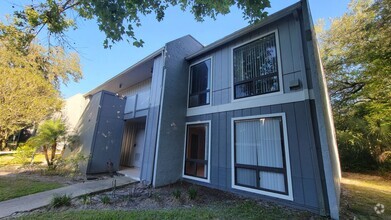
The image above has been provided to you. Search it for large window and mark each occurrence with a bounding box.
[233,32,280,99]
[183,123,210,181]
[189,59,211,108]
[233,115,290,197]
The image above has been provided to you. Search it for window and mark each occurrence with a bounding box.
[233,116,290,196]
[189,59,211,108]
[184,123,210,180]
[233,32,280,99]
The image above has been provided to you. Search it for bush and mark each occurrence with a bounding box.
[51,194,71,208]
[188,187,197,200]
[81,194,91,205]
[14,144,36,165]
[172,189,181,199]
[100,195,111,204]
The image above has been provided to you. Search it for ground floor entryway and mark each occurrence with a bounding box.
[119,117,146,180]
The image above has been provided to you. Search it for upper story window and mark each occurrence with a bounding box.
[233,32,280,99]
[189,59,211,108]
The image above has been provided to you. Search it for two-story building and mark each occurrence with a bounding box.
[70,1,340,218]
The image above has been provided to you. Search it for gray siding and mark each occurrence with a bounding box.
[189,14,307,107]
[301,1,341,218]
[64,92,101,174]
[185,100,326,214]
[67,91,126,174]
[88,91,126,173]
[140,54,164,184]
[153,36,204,187]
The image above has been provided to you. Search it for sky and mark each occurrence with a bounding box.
[0,0,351,98]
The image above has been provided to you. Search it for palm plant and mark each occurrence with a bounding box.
[28,119,66,168]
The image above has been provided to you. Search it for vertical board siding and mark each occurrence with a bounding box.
[185,100,323,213]
[279,18,294,76]
[119,78,152,97]
[153,36,204,187]
[140,55,164,184]
[85,91,126,174]
[191,15,307,109]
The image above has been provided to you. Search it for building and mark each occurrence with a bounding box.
[69,1,341,218]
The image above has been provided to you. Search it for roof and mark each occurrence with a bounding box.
[186,1,302,60]
[84,47,164,97]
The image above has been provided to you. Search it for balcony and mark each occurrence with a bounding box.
[124,91,150,119]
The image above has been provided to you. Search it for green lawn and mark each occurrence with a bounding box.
[18,201,320,220]
[0,153,46,166]
[340,172,391,219]
[0,176,63,202]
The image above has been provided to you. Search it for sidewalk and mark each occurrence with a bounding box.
[0,176,137,218]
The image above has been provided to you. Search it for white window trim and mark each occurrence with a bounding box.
[230,113,293,201]
[187,56,213,109]
[230,29,283,102]
[182,120,212,183]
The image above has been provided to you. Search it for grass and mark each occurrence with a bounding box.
[0,153,46,166]
[18,201,317,220]
[0,176,63,202]
[341,172,391,219]
[13,172,391,219]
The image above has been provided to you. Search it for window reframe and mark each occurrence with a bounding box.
[231,30,283,101]
[231,113,293,201]
[188,57,212,108]
[182,121,211,183]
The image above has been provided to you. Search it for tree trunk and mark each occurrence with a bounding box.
[43,145,51,167]
[50,141,57,164]
[0,139,4,151]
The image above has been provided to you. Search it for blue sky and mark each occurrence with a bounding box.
[1,0,350,98]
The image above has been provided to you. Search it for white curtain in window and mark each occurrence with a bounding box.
[235,117,285,192]
[260,171,285,192]
[258,118,283,168]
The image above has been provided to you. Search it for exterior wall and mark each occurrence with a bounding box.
[118,78,152,97]
[65,91,102,174]
[87,91,126,174]
[301,1,341,218]
[187,14,308,113]
[140,54,165,184]
[180,4,338,218]
[61,93,89,135]
[152,36,204,187]
[185,101,324,213]
[66,91,126,174]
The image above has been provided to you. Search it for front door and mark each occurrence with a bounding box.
[131,128,145,168]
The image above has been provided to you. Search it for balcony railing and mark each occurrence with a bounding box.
[124,91,150,114]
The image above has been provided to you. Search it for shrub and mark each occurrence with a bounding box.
[81,194,91,205]
[51,194,71,208]
[14,144,36,165]
[188,187,197,200]
[172,189,181,199]
[101,195,111,204]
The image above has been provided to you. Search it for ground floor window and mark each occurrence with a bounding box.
[233,114,291,198]
[183,122,210,181]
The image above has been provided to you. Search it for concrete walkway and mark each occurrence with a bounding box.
[0,176,137,218]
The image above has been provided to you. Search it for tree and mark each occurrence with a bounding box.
[317,0,391,171]
[0,22,82,148]
[27,119,66,168]
[11,0,271,48]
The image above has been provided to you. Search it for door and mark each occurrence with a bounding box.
[131,128,145,168]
